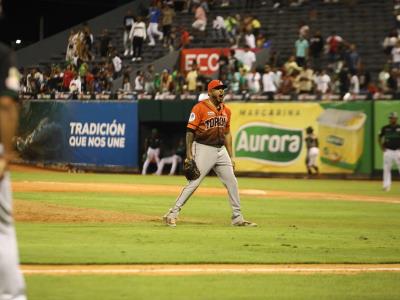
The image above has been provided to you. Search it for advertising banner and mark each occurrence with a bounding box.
[374,101,400,170]
[17,101,139,168]
[180,48,259,75]
[229,102,372,174]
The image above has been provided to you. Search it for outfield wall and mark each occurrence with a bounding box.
[17,100,398,175]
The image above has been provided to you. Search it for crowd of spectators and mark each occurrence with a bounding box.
[17,0,399,101]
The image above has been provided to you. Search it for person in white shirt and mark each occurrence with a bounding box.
[123,10,135,56]
[349,71,360,95]
[134,70,144,92]
[246,68,261,94]
[129,16,147,61]
[212,15,226,40]
[391,41,400,69]
[262,65,277,100]
[69,75,82,93]
[241,46,256,71]
[314,69,331,99]
[112,52,122,78]
[245,31,256,49]
[122,77,132,92]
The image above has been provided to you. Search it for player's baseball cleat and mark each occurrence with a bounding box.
[232,220,258,227]
[163,211,177,227]
[163,216,176,227]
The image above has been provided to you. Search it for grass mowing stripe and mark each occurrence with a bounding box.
[26,273,400,300]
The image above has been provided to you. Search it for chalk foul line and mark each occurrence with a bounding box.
[21,264,400,275]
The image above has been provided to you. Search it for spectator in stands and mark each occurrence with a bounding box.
[284,55,302,76]
[66,29,76,62]
[345,44,361,73]
[228,67,240,94]
[122,76,132,92]
[156,69,173,99]
[228,49,242,72]
[161,3,176,48]
[391,40,400,69]
[296,63,314,94]
[256,33,267,48]
[252,16,261,37]
[338,63,350,99]
[192,3,207,33]
[172,70,185,94]
[383,29,398,56]
[130,16,147,62]
[147,2,164,46]
[246,68,261,94]
[186,64,198,93]
[244,29,256,49]
[62,64,74,92]
[111,50,122,79]
[378,65,390,93]
[309,31,324,68]
[212,15,226,41]
[47,66,63,92]
[241,46,256,71]
[225,15,238,45]
[99,29,111,58]
[262,64,277,100]
[326,31,343,63]
[134,70,144,92]
[294,35,309,67]
[123,10,135,56]
[314,69,331,99]
[69,73,82,94]
[179,26,191,49]
[78,60,89,90]
[348,70,360,98]
[82,24,94,61]
[298,21,310,39]
[280,71,296,97]
[144,64,155,94]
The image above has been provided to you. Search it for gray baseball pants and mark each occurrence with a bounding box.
[0,173,27,300]
[168,142,242,220]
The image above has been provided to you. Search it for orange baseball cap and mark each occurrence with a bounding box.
[207,80,227,92]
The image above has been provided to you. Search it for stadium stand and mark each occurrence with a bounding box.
[16,0,397,101]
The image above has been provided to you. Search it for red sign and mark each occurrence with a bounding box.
[180,48,232,76]
[180,48,260,76]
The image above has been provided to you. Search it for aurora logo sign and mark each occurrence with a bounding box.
[234,122,303,165]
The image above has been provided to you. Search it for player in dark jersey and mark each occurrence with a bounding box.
[0,42,28,300]
[305,126,319,175]
[378,112,400,191]
[142,128,162,175]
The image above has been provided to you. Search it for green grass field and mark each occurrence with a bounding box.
[11,170,400,299]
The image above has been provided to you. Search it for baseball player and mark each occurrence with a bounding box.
[163,80,257,227]
[305,126,319,175]
[141,128,161,175]
[156,139,185,176]
[378,112,400,191]
[0,42,28,300]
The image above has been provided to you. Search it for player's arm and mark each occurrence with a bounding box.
[185,130,195,160]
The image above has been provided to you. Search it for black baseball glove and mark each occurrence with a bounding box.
[183,159,200,181]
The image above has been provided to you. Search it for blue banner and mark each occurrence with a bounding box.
[17,101,139,168]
